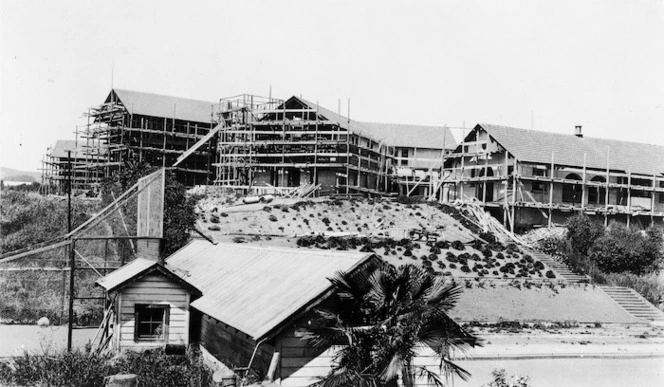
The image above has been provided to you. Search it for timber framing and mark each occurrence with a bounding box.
[441,123,664,231]
[73,89,218,190]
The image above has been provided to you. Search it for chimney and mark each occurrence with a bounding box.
[574,125,583,138]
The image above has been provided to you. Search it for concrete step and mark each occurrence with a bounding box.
[524,249,590,283]
[600,286,664,322]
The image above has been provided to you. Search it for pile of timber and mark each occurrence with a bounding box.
[451,200,529,246]
[286,182,321,198]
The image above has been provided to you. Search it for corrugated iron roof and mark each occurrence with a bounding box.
[109,89,217,124]
[96,258,157,291]
[477,124,664,176]
[292,97,456,150]
[165,240,373,340]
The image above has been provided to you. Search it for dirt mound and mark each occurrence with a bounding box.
[194,196,560,280]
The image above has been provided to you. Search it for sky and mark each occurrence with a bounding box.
[1,0,663,172]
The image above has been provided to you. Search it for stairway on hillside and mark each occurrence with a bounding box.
[600,286,664,322]
[526,250,590,282]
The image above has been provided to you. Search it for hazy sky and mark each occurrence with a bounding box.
[2,0,663,172]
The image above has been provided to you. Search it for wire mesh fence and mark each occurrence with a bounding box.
[0,237,137,327]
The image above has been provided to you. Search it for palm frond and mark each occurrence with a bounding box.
[415,366,446,387]
[313,367,375,387]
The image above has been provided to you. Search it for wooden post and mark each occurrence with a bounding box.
[511,158,517,233]
[651,174,656,227]
[346,98,350,195]
[604,147,610,227]
[313,101,319,194]
[67,239,76,351]
[459,129,465,200]
[627,170,632,228]
[581,153,587,211]
[503,151,509,226]
[482,154,488,205]
[548,151,555,227]
[162,117,167,168]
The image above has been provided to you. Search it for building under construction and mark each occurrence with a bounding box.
[41,140,89,195]
[42,89,219,192]
[441,123,664,231]
[43,89,456,197]
[213,95,455,196]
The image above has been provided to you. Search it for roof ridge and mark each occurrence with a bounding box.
[359,120,448,129]
[113,88,217,105]
[479,123,664,148]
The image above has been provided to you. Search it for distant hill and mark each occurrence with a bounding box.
[0,167,41,182]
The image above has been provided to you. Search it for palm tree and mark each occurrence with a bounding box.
[305,262,480,387]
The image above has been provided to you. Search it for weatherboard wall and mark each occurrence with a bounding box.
[115,273,190,351]
[197,312,274,377]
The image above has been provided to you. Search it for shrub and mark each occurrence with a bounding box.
[268,214,278,222]
[483,368,531,387]
[566,213,604,255]
[589,224,663,275]
[451,240,465,250]
[479,231,497,244]
[545,270,556,279]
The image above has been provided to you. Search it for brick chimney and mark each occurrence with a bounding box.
[574,125,583,138]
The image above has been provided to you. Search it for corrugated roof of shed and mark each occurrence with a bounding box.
[165,240,372,340]
[292,97,456,150]
[96,258,157,291]
[477,124,664,176]
[109,89,217,124]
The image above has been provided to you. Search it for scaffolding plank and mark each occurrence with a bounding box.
[173,123,222,167]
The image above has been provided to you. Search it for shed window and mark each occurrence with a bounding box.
[135,304,169,341]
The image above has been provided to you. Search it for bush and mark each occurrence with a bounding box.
[451,240,465,250]
[0,347,214,387]
[545,270,556,279]
[589,224,662,275]
[566,214,604,255]
[483,368,531,387]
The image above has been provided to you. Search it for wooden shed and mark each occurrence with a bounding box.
[96,241,377,385]
[96,258,201,351]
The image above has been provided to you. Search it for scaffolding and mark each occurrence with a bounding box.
[213,95,392,197]
[441,126,664,231]
[41,140,90,195]
[74,90,218,189]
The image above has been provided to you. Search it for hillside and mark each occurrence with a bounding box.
[0,167,41,183]
[195,191,561,280]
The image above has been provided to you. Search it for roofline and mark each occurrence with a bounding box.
[255,253,381,342]
[96,262,202,297]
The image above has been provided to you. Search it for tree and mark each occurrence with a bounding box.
[100,162,196,257]
[305,262,480,387]
[565,214,604,256]
[589,224,663,275]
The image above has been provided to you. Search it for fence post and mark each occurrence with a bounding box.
[67,238,76,351]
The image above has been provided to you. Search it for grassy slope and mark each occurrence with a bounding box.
[198,197,560,280]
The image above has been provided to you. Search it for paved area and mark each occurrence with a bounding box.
[0,325,97,357]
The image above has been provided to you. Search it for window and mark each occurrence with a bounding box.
[532,181,545,192]
[135,304,169,341]
[400,149,409,166]
[562,173,582,204]
[660,182,664,203]
[533,167,547,177]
